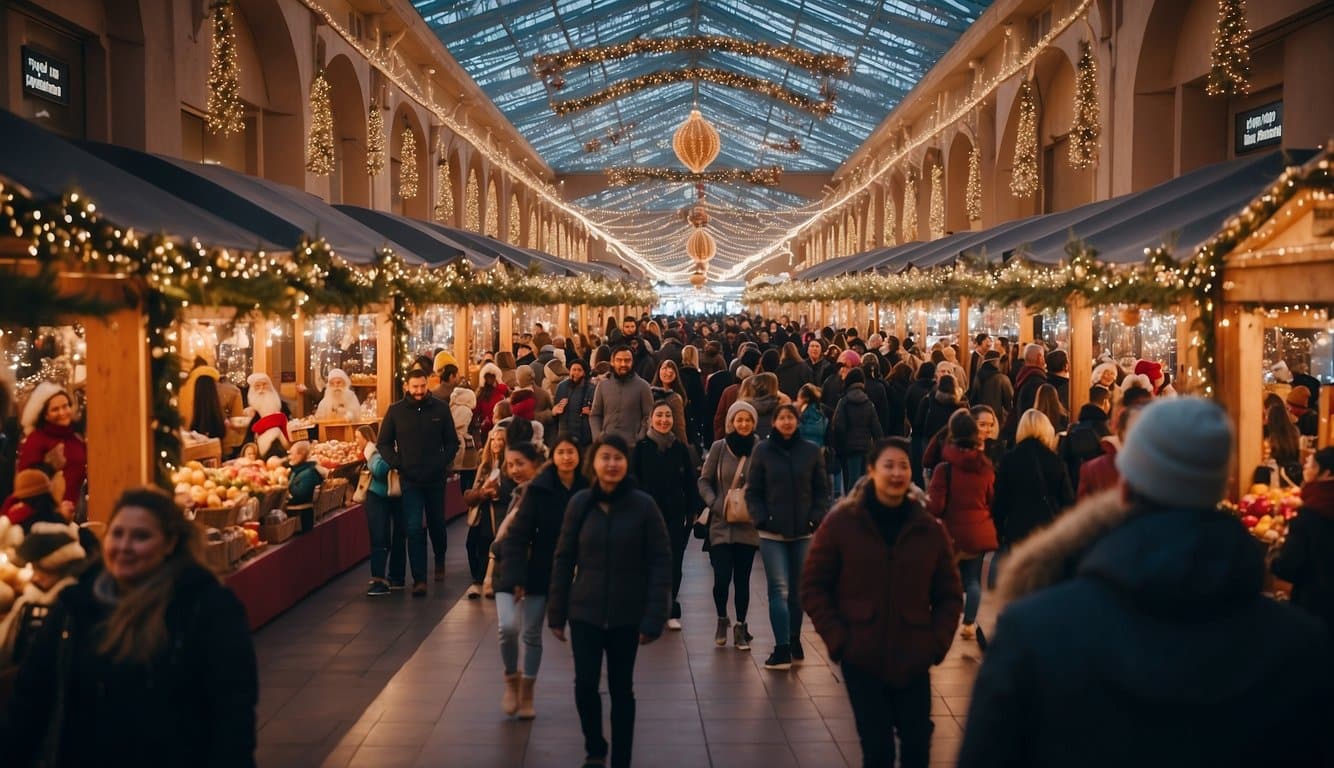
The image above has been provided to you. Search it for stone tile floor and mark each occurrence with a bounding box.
[254,521,994,767]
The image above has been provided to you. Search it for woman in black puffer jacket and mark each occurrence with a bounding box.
[548,434,672,768]
[829,369,884,490]
[745,404,831,671]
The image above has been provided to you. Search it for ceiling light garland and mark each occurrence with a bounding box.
[305,71,334,176]
[966,143,983,222]
[1207,0,1252,97]
[902,173,918,242]
[366,104,386,176]
[1010,79,1040,198]
[1069,40,1101,170]
[433,157,453,222]
[205,0,244,136]
[534,35,850,78]
[606,167,783,187]
[550,68,836,118]
[929,163,945,239]
[720,0,1095,280]
[398,127,419,199]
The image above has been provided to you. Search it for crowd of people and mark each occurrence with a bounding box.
[0,312,1332,767]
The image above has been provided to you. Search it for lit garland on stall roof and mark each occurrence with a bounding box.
[205,0,244,136]
[966,143,983,221]
[606,166,783,187]
[305,71,335,176]
[1010,79,1039,198]
[534,36,850,78]
[365,104,386,176]
[1069,40,1101,170]
[398,127,419,200]
[902,173,919,241]
[1206,0,1252,97]
[929,163,945,240]
[551,68,836,118]
[433,158,453,222]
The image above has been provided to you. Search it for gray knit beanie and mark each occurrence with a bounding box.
[1115,397,1232,509]
[725,400,759,433]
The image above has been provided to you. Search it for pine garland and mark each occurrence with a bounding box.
[398,127,419,199]
[205,0,244,136]
[902,173,919,241]
[966,143,983,222]
[929,163,945,239]
[365,104,386,176]
[433,159,453,222]
[1010,79,1039,198]
[305,71,335,176]
[1069,40,1101,170]
[882,193,897,246]
[1207,0,1252,97]
[465,174,481,232]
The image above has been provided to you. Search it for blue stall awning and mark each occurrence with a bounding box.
[334,206,497,269]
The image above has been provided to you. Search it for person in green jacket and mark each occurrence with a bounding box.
[286,441,325,533]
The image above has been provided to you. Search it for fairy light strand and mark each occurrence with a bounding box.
[1069,40,1101,170]
[1010,79,1039,198]
[398,127,419,199]
[550,68,836,118]
[205,0,244,136]
[535,36,850,78]
[305,71,334,176]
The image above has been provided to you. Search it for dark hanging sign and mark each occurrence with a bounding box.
[21,46,70,105]
[1235,101,1283,154]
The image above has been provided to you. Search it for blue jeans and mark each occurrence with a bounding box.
[841,454,866,492]
[496,592,548,677]
[759,537,811,646]
[365,492,405,583]
[400,481,444,584]
[959,556,984,625]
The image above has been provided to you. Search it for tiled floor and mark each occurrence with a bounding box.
[254,522,993,767]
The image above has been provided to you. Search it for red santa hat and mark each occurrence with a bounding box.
[1133,360,1163,385]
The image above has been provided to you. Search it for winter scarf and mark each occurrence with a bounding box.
[725,432,756,457]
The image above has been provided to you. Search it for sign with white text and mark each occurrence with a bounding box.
[1235,101,1283,154]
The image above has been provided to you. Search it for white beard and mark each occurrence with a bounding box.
[315,387,361,420]
[249,388,282,417]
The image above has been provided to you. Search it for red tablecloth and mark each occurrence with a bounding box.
[228,476,463,630]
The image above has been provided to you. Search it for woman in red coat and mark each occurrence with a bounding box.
[17,382,86,515]
[802,437,962,768]
[926,409,996,640]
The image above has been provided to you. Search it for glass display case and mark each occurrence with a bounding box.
[306,313,378,391]
[408,306,456,360]
[968,303,1021,342]
[1093,305,1179,373]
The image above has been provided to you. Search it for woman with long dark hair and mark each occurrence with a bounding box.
[1034,383,1069,433]
[1256,402,1304,487]
[632,402,703,631]
[651,360,690,446]
[189,374,227,441]
[548,434,671,768]
[9,487,258,766]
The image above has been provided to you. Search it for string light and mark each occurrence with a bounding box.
[484,183,499,238]
[1207,0,1252,97]
[398,127,419,199]
[205,0,244,136]
[1010,79,1039,198]
[509,194,521,243]
[366,103,386,176]
[966,143,983,222]
[527,211,538,248]
[902,173,918,242]
[534,36,850,78]
[465,173,480,232]
[929,163,945,239]
[305,71,334,176]
[1069,40,1101,170]
[433,158,453,222]
[550,68,837,118]
[607,167,783,186]
[883,193,897,247]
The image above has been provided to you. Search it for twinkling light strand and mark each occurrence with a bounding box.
[550,68,836,118]
[433,158,453,222]
[966,143,983,221]
[534,36,850,78]
[929,163,945,239]
[398,127,418,199]
[1207,0,1252,97]
[1069,40,1101,169]
[883,193,897,246]
[1010,79,1039,198]
[902,174,918,242]
[305,71,334,176]
[205,0,244,136]
[366,104,386,176]
[606,167,783,187]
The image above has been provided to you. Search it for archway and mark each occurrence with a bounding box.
[1131,0,1193,191]
[947,132,974,233]
[1035,49,1094,213]
[995,79,1042,223]
[234,0,304,186]
[888,171,906,245]
[391,103,428,219]
[323,54,369,206]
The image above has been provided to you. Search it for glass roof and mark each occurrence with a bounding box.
[412,0,991,276]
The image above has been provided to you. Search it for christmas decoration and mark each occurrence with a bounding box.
[433,159,453,222]
[551,69,836,118]
[1010,79,1039,198]
[1069,40,1101,169]
[689,271,707,288]
[929,163,945,239]
[465,173,480,232]
[606,167,782,187]
[484,183,498,237]
[398,127,418,200]
[673,109,721,173]
[534,36,849,79]
[883,195,897,246]
[508,196,521,243]
[527,211,538,248]
[966,144,983,222]
[1207,0,1252,97]
[686,229,717,263]
[365,104,386,176]
[305,71,335,176]
[205,0,244,136]
[902,173,918,241]
[687,205,710,228]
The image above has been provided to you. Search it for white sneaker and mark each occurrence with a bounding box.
[666,618,682,631]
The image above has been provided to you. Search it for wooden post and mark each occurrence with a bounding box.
[895,303,908,342]
[1068,298,1093,416]
[871,302,881,335]
[85,306,153,524]
[557,304,571,338]
[1227,308,1265,497]
[1018,304,1036,345]
[1175,300,1201,394]
[453,305,470,380]
[915,301,927,343]
[580,304,590,337]
[291,314,307,417]
[375,308,394,414]
[499,304,515,354]
[958,296,972,380]
[251,318,271,377]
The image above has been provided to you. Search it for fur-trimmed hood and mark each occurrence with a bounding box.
[997,489,1130,603]
[21,381,75,435]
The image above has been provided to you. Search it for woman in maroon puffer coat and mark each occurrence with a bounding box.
[17,382,86,515]
[926,409,996,641]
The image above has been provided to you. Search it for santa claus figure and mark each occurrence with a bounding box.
[314,368,361,420]
[246,373,290,459]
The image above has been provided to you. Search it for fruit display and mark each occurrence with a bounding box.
[288,417,316,431]
[309,440,362,469]
[172,457,291,509]
[350,373,377,386]
[1234,483,1302,546]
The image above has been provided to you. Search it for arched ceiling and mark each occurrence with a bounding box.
[412,0,992,278]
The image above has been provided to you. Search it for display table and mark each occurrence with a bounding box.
[227,475,465,630]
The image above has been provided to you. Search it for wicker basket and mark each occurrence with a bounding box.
[256,486,288,517]
[204,540,231,573]
[315,479,349,519]
[194,504,239,529]
[259,515,300,545]
[226,533,250,564]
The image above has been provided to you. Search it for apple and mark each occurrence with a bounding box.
[1240,514,1259,529]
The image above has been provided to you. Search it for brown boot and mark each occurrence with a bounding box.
[517,676,537,720]
[502,672,521,716]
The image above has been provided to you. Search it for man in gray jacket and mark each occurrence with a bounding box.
[590,345,653,444]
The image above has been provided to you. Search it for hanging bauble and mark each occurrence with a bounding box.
[687,205,710,228]
[673,109,721,173]
[689,272,707,288]
[686,229,717,262]
[1119,307,1142,327]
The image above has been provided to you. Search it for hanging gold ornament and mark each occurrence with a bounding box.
[433,158,453,222]
[929,163,945,239]
[687,229,717,262]
[305,71,335,176]
[398,127,419,199]
[1009,79,1039,199]
[673,109,721,173]
[902,173,918,241]
[687,205,710,228]
[966,144,983,222]
[205,0,244,136]
[1069,40,1101,169]
[366,104,386,176]
[689,271,707,288]
[1119,306,1142,327]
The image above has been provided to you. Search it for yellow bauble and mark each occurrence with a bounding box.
[672,109,720,173]
[686,229,716,262]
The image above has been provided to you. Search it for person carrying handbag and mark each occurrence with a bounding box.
[698,401,761,649]
[356,425,406,597]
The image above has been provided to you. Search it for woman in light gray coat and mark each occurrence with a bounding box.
[698,400,761,650]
